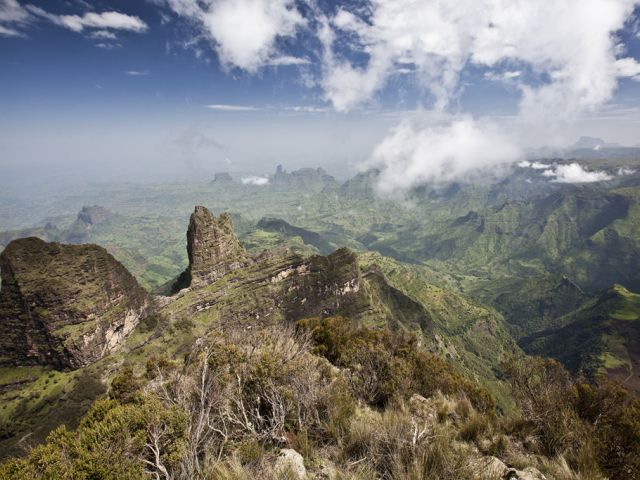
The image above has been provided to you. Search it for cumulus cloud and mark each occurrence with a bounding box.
[321,0,639,118]
[615,57,640,80]
[360,117,520,194]
[320,0,640,192]
[241,175,270,186]
[162,0,305,72]
[542,163,613,183]
[618,167,637,175]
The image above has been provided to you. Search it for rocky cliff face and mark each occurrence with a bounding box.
[0,237,149,369]
[272,165,336,189]
[173,206,248,291]
[76,205,114,226]
[64,205,115,244]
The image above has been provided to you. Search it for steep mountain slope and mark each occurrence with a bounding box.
[0,206,518,456]
[521,284,640,393]
[469,273,590,340]
[0,237,150,369]
[357,253,518,407]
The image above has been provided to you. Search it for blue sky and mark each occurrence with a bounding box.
[1,0,640,190]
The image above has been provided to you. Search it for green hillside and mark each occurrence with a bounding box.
[521,284,640,393]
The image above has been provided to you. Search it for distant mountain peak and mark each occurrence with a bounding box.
[572,136,621,150]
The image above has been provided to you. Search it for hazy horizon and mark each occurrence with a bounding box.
[2,0,640,193]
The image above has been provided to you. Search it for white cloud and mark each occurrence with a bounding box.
[205,104,259,111]
[89,29,118,40]
[361,117,520,194]
[323,0,640,192]
[95,42,122,50]
[532,162,549,170]
[485,70,522,82]
[125,70,150,76]
[615,57,640,81]
[163,0,305,72]
[0,23,20,36]
[0,0,28,23]
[24,5,147,35]
[51,11,148,33]
[518,160,550,170]
[618,167,636,176]
[241,175,270,186]
[542,163,613,183]
[267,55,310,66]
[320,0,638,119]
[0,0,30,36]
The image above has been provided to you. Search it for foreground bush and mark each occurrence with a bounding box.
[297,316,495,413]
[2,319,638,479]
[505,356,640,479]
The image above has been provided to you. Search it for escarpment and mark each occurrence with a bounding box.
[169,206,365,322]
[0,237,149,369]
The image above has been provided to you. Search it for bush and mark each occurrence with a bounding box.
[298,316,495,413]
[505,355,640,479]
[109,366,141,403]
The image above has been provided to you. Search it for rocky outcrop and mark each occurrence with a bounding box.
[471,457,547,480]
[64,206,115,244]
[275,449,306,479]
[272,165,336,189]
[211,172,234,184]
[282,247,364,321]
[77,205,114,226]
[0,237,149,369]
[173,206,248,291]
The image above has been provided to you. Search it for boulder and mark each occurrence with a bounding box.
[275,448,306,479]
[470,456,547,480]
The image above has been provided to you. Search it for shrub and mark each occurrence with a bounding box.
[505,355,640,479]
[298,316,495,413]
[109,365,141,403]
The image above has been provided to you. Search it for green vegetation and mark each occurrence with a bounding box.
[3,323,639,479]
[521,284,640,392]
[2,163,640,477]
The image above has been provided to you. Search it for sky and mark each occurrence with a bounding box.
[1,0,640,192]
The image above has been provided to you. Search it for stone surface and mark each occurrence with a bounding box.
[282,247,364,321]
[470,456,548,480]
[275,448,306,479]
[173,206,248,291]
[0,237,149,369]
